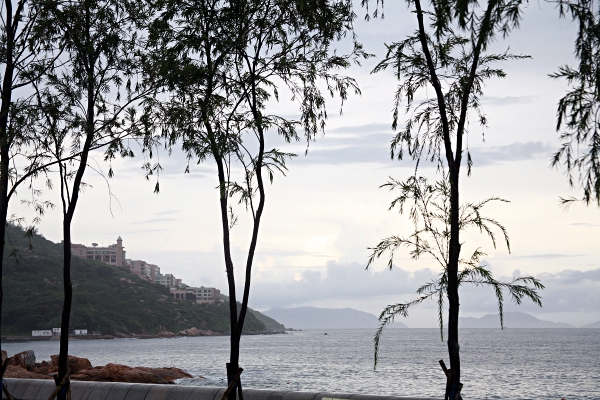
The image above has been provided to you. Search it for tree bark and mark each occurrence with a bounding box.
[446,167,461,392]
[56,5,96,393]
[207,126,239,400]
[0,0,16,371]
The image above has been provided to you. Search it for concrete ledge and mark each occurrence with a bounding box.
[1,379,438,400]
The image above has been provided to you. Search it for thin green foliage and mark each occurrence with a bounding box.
[363,0,536,387]
[372,32,529,173]
[143,0,368,391]
[551,0,600,206]
[368,176,544,369]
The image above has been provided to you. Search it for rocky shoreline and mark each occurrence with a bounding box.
[2,351,194,384]
[2,328,287,342]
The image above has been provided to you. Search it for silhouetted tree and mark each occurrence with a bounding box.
[551,0,600,206]
[367,177,544,387]
[363,0,543,397]
[145,0,365,396]
[34,0,151,397]
[0,0,61,372]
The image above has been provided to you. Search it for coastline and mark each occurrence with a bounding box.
[1,329,287,343]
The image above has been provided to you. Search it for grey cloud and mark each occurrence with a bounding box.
[248,262,600,316]
[460,268,600,314]
[468,141,553,166]
[481,95,537,105]
[501,253,582,260]
[280,121,553,167]
[120,228,169,234]
[132,217,182,225]
[327,123,391,134]
[536,268,600,284]
[156,209,180,216]
[570,222,599,227]
[249,261,439,309]
[294,132,401,166]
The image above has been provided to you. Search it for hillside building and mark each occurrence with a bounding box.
[71,236,126,268]
[32,330,52,337]
[195,286,221,303]
[156,273,177,287]
[71,235,218,301]
[126,260,160,282]
[169,286,221,303]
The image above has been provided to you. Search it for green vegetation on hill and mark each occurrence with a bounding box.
[251,309,286,331]
[1,225,273,336]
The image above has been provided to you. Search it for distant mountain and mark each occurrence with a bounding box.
[262,307,408,329]
[459,312,574,328]
[580,320,600,328]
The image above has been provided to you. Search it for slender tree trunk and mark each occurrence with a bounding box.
[56,213,73,400]
[447,168,461,395]
[0,147,9,368]
[56,15,95,393]
[0,0,16,370]
[207,127,239,400]
[412,0,463,392]
[237,106,266,333]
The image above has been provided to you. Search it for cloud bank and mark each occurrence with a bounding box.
[248,262,600,319]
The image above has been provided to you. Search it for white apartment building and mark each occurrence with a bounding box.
[195,286,221,303]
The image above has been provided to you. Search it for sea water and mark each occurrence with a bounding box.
[3,329,599,399]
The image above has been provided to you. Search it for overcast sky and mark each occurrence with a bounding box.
[11,0,599,327]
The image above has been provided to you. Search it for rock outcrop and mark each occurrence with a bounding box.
[4,365,51,380]
[177,327,219,336]
[48,355,93,374]
[70,363,192,384]
[4,352,192,384]
[9,350,36,370]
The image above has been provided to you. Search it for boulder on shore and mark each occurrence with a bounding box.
[47,354,93,374]
[9,350,36,370]
[4,365,51,380]
[71,363,192,384]
[177,327,219,336]
[4,352,192,384]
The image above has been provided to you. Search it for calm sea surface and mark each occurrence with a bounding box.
[3,329,599,400]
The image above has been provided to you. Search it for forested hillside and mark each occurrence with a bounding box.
[1,224,278,335]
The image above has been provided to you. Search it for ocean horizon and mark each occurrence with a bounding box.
[3,328,598,399]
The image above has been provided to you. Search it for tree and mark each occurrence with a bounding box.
[33,0,150,397]
[0,0,61,374]
[551,0,600,206]
[367,177,544,389]
[145,0,365,397]
[363,0,543,397]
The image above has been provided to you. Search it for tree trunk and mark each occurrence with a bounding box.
[0,0,16,370]
[0,147,9,370]
[209,132,239,400]
[446,167,461,398]
[56,13,96,392]
[56,218,73,400]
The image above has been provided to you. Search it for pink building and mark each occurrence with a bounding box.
[128,260,153,282]
[71,236,126,268]
[71,236,222,301]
